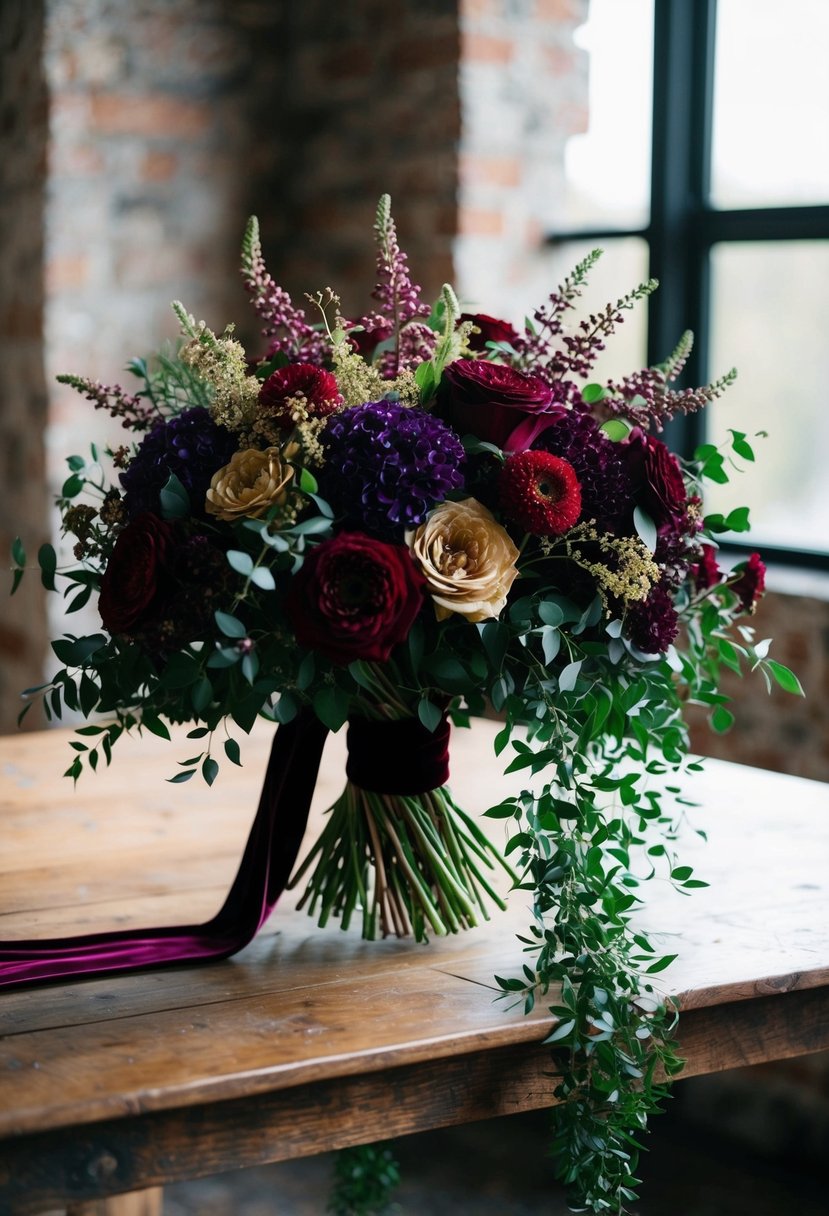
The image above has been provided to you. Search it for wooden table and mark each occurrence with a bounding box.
[0,721,827,1216]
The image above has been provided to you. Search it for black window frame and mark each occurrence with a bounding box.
[546,0,829,572]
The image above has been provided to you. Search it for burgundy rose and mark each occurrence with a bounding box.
[438,358,557,450]
[258,363,342,426]
[626,431,687,526]
[731,552,766,613]
[349,320,393,359]
[692,544,722,590]
[459,313,521,354]
[98,513,177,636]
[286,532,425,665]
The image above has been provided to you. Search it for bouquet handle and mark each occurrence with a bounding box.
[0,713,329,990]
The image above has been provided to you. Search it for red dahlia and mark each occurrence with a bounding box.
[499,451,582,536]
[258,363,342,425]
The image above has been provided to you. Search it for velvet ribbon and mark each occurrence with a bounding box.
[346,714,450,795]
[0,712,329,990]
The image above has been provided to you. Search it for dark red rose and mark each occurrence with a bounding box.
[692,544,722,590]
[459,313,521,354]
[349,319,393,359]
[731,552,766,613]
[438,358,556,450]
[258,363,342,425]
[98,513,177,636]
[626,431,687,526]
[286,532,425,665]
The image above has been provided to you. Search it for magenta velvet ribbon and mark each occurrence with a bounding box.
[346,714,450,794]
[0,712,329,990]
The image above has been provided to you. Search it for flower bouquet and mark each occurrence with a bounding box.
[6,194,801,1210]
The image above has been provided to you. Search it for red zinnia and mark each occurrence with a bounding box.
[258,363,342,426]
[499,451,582,536]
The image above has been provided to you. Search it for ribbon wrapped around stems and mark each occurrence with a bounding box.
[290,712,516,941]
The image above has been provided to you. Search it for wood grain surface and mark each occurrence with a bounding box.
[0,721,826,1213]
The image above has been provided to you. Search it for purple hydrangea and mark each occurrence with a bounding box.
[120,407,238,519]
[321,400,465,535]
[535,411,632,533]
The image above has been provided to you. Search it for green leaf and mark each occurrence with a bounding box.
[582,383,607,404]
[633,506,657,553]
[191,676,213,714]
[417,697,443,733]
[298,466,319,494]
[214,610,247,639]
[313,686,350,732]
[600,417,633,441]
[141,713,171,741]
[227,549,254,577]
[67,454,86,472]
[61,473,84,499]
[710,704,734,733]
[724,506,750,533]
[241,651,259,684]
[167,769,195,784]
[645,954,678,974]
[38,543,57,591]
[558,660,583,693]
[159,472,191,520]
[224,738,242,767]
[202,756,219,786]
[729,429,755,461]
[250,565,276,591]
[11,537,26,567]
[765,659,805,696]
[543,1019,576,1043]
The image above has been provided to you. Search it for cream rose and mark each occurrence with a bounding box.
[406,497,519,622]
[205,447,294,522]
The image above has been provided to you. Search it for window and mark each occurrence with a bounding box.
[549,0,829,569]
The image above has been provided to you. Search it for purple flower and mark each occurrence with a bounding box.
[120,407,238,519]
[535,411,632,533]
[321,400,465,536]
[626,583,679,654]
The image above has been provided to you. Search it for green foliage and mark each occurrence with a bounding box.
[328,1143,400,1216]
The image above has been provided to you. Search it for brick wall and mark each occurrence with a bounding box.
[245,0,461,322]
[455,0,589,318]
[0,1,51,730]
[687,578,829,783]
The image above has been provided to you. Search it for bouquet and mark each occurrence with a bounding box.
[7,195,801,1211]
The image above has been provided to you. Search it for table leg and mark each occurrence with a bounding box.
[65,1189,163,1216]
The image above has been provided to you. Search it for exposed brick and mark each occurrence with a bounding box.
[139,149,178,181]
[46,252,90,290]
[458,206,504,236]
[461,151,522,188]
[461,32,515,63]
[89,92,211,138]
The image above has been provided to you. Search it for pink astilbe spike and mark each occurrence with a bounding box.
[355,195,435,376]
[56,374,157,431]
[241,217,327,365]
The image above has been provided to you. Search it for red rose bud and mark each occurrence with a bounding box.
[731,552,766,613]
[692,544,721,590]
[499,450,582,536]
[98,513,178,636]
[439,358,556,450]
[258,363,342,425]
[458,313,521,354]
[286,532,425,665]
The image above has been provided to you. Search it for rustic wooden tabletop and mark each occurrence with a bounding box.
[0,720,826,1216]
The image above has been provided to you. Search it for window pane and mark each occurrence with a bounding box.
[711,0,829,208]
[540,237,649,381]
[706,242,829,552]
[556,0,653,231]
